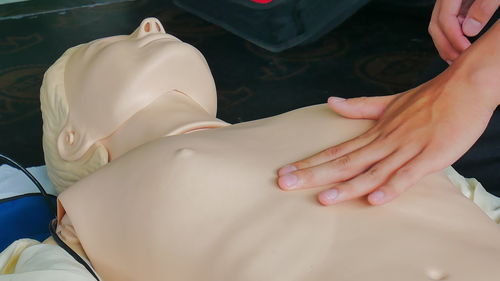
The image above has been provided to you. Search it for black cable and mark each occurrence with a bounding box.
[49,219,100,281]
[0,154,57,217]
[0,154,99,279]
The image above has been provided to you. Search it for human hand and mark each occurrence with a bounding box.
[428,0,499,63]
[277,69,497,206]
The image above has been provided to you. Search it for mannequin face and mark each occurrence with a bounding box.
[57,18,217,162]
[65,20,183,108]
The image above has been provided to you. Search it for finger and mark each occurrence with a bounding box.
[428,23,461,62]
[462,0,500,37]
[429,2,461,61]
[366,150,439,205]
[327,94,399,120]
[439,0,472,52]
[278,140,392,190]
[278,133,376,176]
[317,145,421,205]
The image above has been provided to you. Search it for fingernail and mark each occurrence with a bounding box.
[328,96,345,104]
[319,189,338,204]
[462,18,482,37]
[279,174,298,189]
[368,191,385,204]
[445,60,452,65]
[279,165,297,176]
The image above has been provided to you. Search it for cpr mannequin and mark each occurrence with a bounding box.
[37,18,500,281]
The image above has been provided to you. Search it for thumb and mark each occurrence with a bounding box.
[327,95,398,120]
[462,0,499,37]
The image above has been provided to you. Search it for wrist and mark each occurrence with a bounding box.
[449,21,500,107]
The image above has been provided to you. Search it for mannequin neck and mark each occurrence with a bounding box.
[101,91,228,160]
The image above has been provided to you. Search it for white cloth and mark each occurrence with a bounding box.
[0,239,95,281]
[445,166,500,223]
[0,166,92,280]
[0,165,56,199]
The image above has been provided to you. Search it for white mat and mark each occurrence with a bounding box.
[0,165,56,200]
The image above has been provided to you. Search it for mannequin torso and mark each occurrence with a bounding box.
[57,104,500,281]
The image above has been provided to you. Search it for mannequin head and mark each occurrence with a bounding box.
[41,18,218,192]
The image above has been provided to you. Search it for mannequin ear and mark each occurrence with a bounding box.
[50,133,109,193]
[57,124,109,162]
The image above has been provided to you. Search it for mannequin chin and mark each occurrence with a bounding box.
[38,18,500,281]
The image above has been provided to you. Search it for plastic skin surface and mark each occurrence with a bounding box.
[43,18,500,281]
[59,20,218,162]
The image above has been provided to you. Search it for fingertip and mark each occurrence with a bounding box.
[278,164,297,176]
[440,48,460,63]
[327,96,346,104]
[318,189,338,206]
[367,190,386,205]
[317,196,331,206]
[327,97,347,112]
[278,173,299,190]
[462,17,482,37]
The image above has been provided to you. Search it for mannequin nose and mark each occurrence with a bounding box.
[136,18,165,37]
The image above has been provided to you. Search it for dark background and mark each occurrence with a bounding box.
[0,0,498,195]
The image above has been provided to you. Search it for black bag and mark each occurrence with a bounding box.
[174,0,370,52]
